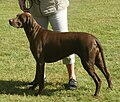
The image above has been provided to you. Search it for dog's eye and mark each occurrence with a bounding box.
[18,16,24,22]
[17,22,21,26]
[18,16,22,20]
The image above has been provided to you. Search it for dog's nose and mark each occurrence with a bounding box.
[9,19,12,25]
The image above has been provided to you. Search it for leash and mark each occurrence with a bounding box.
[25,0,44,16]
[25,0,40,9]
[24,0,33,9]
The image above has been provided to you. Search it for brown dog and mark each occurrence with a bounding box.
[9,12,112,96]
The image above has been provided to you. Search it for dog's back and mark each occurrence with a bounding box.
[40,30,98,62]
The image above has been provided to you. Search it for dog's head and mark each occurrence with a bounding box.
[9,12,34,28]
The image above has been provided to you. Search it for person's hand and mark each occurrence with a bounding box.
[18,0,29,12]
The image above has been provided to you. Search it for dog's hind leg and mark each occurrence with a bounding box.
[81,60,102,97]
[95,53,112,89]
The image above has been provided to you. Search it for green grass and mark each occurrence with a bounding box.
[0,0,120,101]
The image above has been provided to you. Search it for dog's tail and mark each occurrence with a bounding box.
[95,37,113,89]
[96,38,107,68]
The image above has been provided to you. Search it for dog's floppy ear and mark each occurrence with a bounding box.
[25,12,32,24]
[20,13,28,23]
[20,13,37,29]
[23,12,35,30]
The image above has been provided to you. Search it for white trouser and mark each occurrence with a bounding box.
[33,9,75,64]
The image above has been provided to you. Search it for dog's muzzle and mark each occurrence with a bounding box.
[9,19,13,26]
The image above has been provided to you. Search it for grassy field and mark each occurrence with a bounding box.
[0,0,120,101]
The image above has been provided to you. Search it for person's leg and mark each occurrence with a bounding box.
[33,16,49,29]
[49,9,77,89]
[65,55,76,80]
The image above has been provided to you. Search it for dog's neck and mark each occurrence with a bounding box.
[24,19,42,43]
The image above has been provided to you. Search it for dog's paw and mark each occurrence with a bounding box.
[106,86,113,91]
[34,92,39,96]
[93,95,99,98]
[34,91,41,96]
[27,82,38,90]
[28,86,36,90]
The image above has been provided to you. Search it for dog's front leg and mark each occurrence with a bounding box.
[35,62,45,96]
[28,63,40,90]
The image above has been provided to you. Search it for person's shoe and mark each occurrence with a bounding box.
[68,79,77,90]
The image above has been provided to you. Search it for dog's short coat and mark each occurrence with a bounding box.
[9,12,112,96]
